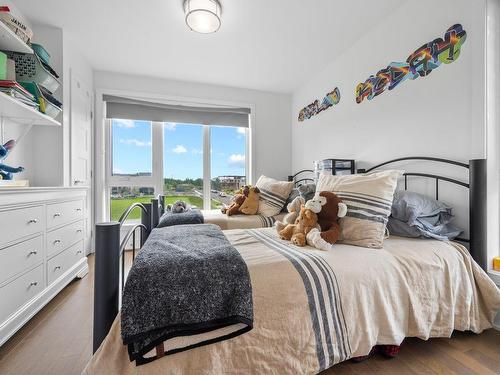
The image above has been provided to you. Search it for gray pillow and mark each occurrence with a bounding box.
[388,191,462,240]
[282,183,316,212]
[391,190,453,225]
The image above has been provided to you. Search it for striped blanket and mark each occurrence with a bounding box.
[84,228,500,375]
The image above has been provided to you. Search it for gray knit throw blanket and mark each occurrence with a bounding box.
[121,224,253,365]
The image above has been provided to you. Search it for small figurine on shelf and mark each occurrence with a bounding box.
[0,139,24,180]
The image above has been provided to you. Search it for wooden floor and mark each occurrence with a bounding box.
[0,254,499,375]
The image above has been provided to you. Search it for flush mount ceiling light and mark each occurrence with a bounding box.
[184,0,222,34]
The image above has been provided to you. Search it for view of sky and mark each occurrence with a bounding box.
[112,120,246,179]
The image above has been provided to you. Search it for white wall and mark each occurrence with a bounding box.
[93,71,291,222]
[291,0,493,264]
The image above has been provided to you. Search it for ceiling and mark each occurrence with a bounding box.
[14,0,404,94]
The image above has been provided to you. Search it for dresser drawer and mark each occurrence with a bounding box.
[0,236,44,284]
[46,200,84,229]
[47,241,84,285]
[0,264,44,323]
[46,220,84,257]
[0,205,44,246]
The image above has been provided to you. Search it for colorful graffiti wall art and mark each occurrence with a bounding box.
[298,87,340,122]
[355,24,467,104]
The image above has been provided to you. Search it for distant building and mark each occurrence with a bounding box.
[218,175,246,191]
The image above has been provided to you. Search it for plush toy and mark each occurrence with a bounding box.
[0,140,24,180]
[306,191,347,251]
[275,195,305,233]
[166,200,189,213]
[279,205,319,246]
[221,185,260,216]
[298,183,316,202]
[238,186,260,215]
[221,186,248,215]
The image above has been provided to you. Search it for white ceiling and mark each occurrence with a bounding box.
[14,0,404,93]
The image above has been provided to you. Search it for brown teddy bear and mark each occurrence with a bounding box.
[275,196,305,233]
[306,191,347,250]
[221,185,260,216]
[221,187,247,215]
[238,186,260,215]
[278,205,319,246]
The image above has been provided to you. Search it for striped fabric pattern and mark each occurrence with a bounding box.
[255,175,294,217]
[316,170,401,248]
[247,229,352,370]
[258,215,276,227]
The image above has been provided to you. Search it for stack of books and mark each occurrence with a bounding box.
[0,80,39,109]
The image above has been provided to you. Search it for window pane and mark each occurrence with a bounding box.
[112,119,152,176]
[163,123,204,209]
[110,186,154,222]
[210,126,246,209]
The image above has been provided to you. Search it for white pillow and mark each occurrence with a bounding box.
[255,175,294,217]
[316,170,402,248]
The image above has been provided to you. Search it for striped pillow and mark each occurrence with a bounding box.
[316,170,402,248]
[255,175,294,217]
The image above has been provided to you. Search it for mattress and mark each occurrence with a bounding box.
[84,228,500,375]
[202,209,285,230]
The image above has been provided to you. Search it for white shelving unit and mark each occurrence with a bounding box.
[0,21,33,54]
[0,22,59,126]
[0,92,60,126]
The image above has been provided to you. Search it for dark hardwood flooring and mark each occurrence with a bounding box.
[0,254,499,375]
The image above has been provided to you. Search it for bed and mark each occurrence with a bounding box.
[202,209,286,230]
[85,157,500,375]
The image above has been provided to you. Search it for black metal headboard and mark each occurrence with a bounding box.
[358,157,487,271]
[288,169,315,187]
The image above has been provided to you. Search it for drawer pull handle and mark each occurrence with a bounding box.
[53,239,61,245]
[27,219,38,224]
[76,208,82,212]
[77,250,83,254]
[76,229,83,233]
[54,266,61,270]
[53,213,62,218]
[28,250,38,255]
[29,281,38,286]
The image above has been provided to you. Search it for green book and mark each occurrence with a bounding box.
[0,51,6,80]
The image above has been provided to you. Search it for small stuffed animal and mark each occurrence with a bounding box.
[238,186,260,215]
[166,200,189,213]
[275,196,305,233]
[279,205,319,246]
[221,186,249,216]
[306,191,347,250]
[298,183,316,202]
[0,140,24,180]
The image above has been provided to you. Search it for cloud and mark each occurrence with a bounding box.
[228,154,245,168]
[191,149,203,155]
[172,144,187,154]
[164,122,177,131]
[113,167,124,174]
[114,119,135,128]
[119,138,152,147]
[236,128,246,135]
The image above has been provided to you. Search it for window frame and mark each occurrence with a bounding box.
[105,119,250,217]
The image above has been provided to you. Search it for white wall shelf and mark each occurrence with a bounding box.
[0,21,33,54]
[0,92,60,126]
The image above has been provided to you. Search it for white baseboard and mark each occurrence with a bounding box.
[0,257,89,347]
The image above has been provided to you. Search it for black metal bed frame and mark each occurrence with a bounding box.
[92,157,487,353]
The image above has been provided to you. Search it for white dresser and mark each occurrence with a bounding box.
[0,187,89,346]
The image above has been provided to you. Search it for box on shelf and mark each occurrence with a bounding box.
[4,50,60,94]
[0,6,33,44]
[313,159,356,181]
[20,81,61,118]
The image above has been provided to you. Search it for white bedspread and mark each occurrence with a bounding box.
[84,229,500,375]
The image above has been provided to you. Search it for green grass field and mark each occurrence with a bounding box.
[110,195,222,220]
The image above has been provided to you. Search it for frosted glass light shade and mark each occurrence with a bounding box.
[184,0,222,34]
